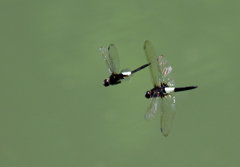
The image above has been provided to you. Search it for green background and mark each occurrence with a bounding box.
[1,0,239,166]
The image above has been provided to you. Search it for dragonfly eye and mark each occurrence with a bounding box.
[145,91,151,99]
[103,79,110,87]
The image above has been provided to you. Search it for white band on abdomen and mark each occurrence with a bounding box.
[164,87,175,93]
[121,71,132,76]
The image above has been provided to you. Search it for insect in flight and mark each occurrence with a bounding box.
[100,44,150,87]
[144,40,198,136]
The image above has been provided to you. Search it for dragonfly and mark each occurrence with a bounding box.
[100,44,150,87]
[144,40,198,136]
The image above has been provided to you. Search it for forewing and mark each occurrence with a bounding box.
[108,44,120,73]
[145,92,162,120]
[144,40,160,86]
[99,44,120,73]
[157,55,175,86]
[160,94,176,136]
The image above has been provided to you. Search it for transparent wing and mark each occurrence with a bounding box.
[160,94,176,136]
[99,44,120,73]
[144,40,160,86]
[145,92,162,120]
[108,44,120,73]
[157,55,175,86]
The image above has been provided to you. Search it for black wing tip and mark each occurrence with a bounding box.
[143,44,146,50]
[108,44,115,50]
[160,128,169,137]
[143,40,150,49]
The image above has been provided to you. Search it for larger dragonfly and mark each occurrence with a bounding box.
[144,40,198,136]
[100,44,150,87]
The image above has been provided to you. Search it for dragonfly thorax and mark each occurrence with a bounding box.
[103,73,124,87]
[145,84,169,99]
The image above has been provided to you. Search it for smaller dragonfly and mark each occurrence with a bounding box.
[100,44,150,87]
[144,40,198,136]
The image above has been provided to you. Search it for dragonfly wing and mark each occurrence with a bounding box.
[108,44,120,73]
[160,94,176,136]
[145,92,162,120]
[157,55,175,86]
[99,44,120,73]
[144,40,160,86]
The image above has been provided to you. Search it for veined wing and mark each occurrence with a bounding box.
[157,55,175,86]
[160,94,176,136]
[144,40,160,86]
[99,44,120,73]
[108,44,120,73]
[145,92,161,120]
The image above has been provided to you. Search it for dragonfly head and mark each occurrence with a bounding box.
[145,91,151,99]
[103,79,110,87]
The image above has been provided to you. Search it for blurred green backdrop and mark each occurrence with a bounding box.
[1,0,240,166]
